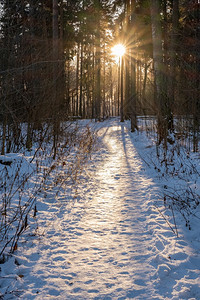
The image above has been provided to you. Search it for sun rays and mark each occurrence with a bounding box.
[112,44,126,58]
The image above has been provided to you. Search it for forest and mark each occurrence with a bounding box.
[0,1,200,299]
[0,0,199,152]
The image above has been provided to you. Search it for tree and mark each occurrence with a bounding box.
[168,0,179,131]
[150,0,168,145]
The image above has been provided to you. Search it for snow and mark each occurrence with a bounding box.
[0,118,200,299]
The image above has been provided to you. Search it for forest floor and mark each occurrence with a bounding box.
[0,118,200,299]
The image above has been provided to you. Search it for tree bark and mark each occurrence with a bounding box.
[130,0,137,131]
[79,42,83,117]
[52,0,59,159]
[169,0,179,131]
[121,56,124,122]
[94,0,101,120]
[76,43,80,116]
[150,0,167,144]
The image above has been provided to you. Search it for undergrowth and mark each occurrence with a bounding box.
[0,121,96,260]
[139,116,200,235]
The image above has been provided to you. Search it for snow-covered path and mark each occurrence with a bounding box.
[59,124,158,299]
[2,120,200,299]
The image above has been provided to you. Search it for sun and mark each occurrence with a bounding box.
[111,44,126,58]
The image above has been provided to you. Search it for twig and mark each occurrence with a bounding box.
[153,204,177,236]
[171,205,179,237]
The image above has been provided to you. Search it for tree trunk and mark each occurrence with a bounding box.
[95,0,101,120]
[79,42,83,117]
[118,57,120,116]
[130,0,137,131]
[124,0,131,119]
[92,40,95,119]
[103,44,106,119]
[95,38,101,120]
[130,56,137,131]
[169,0,179,131]
[52,0,59,159]
[121,56,124,122]
[150,0,167,144]
[193,1,200,151]
[76,43,80,116]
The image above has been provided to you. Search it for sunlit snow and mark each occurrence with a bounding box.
[0,118,200,299]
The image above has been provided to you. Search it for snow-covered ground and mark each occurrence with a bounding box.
[0,118,200,299]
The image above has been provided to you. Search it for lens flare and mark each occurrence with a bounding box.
[111,44,126,58]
